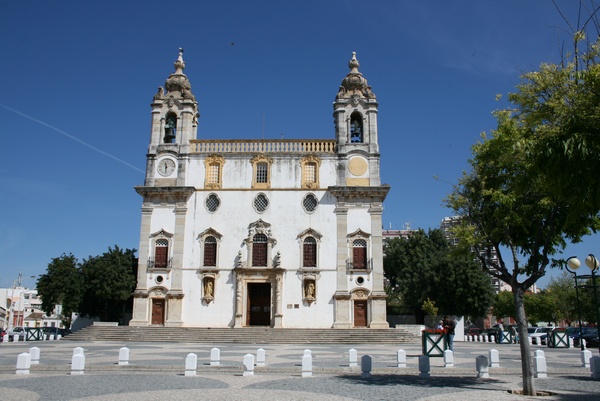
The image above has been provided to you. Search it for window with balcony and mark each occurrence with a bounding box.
[154,238,169,268]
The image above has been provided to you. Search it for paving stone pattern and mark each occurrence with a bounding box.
[1,341,599,400]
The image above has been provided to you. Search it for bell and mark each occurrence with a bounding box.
[164,127,176,143]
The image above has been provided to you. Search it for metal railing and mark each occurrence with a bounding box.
[147,257,173,271]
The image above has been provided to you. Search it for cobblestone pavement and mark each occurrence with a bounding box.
[1,340,599,400]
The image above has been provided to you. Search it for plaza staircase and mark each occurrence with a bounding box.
[63,326,417,344]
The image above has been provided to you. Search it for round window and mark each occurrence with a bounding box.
[205,193,220,212]
[302,193,318,213]
[253,193,269,213]
[156,275,164,284]
[356,276,365,285]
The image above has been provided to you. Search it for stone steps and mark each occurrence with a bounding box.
[63,326,417,344]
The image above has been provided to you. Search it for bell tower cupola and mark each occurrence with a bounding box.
[333,52,381,186]
[148,49,199,153]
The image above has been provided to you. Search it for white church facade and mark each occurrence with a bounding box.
[129,51,390,329]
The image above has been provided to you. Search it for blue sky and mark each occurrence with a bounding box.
[1,0,598,289]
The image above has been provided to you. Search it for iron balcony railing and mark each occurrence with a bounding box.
[147,257,173,271]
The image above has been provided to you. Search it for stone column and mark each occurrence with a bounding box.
[234,273,244,327]
[130,206,153,326]
[165,204,187,327]
[333,204,352,328]
[368,202,388,329]
[273,274,283,328]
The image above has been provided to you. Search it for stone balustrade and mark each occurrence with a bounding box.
[190,139,336,154]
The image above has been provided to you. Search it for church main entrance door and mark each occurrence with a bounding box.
[247,283,271,326]
[354,300,368,327]
[151,299,165,325]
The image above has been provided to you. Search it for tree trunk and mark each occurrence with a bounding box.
[513,287,536,395]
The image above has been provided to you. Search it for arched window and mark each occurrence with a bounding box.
[155,238,169,268]
[303,237,317,267]
[164,113,177,143]
[203,236,217,266]
[350,112,363,143]
[252,233,268,266]
[352,239,367,269]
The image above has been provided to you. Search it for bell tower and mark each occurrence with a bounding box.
[144,49,199,187]
[333,52,381,187]
[130,50,197,327]
[331,53,389,329]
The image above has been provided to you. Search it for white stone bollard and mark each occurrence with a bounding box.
[16,352,31,375]
[582,339,587,349]
[528,337,533,345]
[256,348,266,367]
[349,348,358,368]
[243,354,255,377]
[29,347,40,365]
[119,347,130,366]
[71,353,85,375]
[184,353,197,377]
[303,349,312,357]
[210,348,220,366]
[56,334,62,340]
[534,350,547,379]
[2,334,7,342]
[444,350,454,368]
[535,336,541,346]
[361,355,372,378]
[418,355,430,378]
[302,354,312,378]
[73,347,84,356]
[582,349,592,368]
[590,356,600,379]
[569,337,574,347]
[13,334,20,342]
[49,335,55,341]
[476,355,489,378]
[489,349,499,368]
[397,349,406,368]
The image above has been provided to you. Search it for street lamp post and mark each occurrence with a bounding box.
[566,254,600,355]
[565,256,585,351]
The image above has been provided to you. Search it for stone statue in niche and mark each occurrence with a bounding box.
[304,280,316,304]
[204,279,214,297]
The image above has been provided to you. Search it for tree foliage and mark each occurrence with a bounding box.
[79,246,137,322]
[384,229,494,324]
[36,246,137,326]
[445,28,600,396]
[36,253,82,328]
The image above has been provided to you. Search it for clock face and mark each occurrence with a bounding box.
[157,158,176,176]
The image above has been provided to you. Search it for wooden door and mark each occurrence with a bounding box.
[151,299,165,325]
[247,283,271,326]
[354,300,368,327]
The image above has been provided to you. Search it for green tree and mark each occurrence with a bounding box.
[79,246,137,323]
[509,35,600,224]
[384,229,494,324]
[36,254,82,328]
[446,37,600,394]
[543,272,579,325]
[493,290,515,320]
